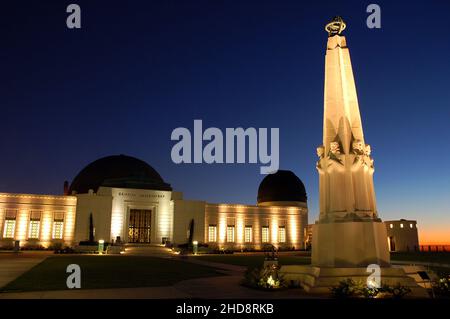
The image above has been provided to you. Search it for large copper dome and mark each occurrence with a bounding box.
[257,170,307,205]
[69,155,172,194]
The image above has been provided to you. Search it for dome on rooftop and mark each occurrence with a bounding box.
[68,155,171,194]
[257,170,307,205]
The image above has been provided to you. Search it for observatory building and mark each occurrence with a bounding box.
[0,155,308,250]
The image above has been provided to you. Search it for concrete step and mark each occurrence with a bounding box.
[122,244,173,256]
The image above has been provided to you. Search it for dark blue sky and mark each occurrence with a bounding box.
[2,0,450,242]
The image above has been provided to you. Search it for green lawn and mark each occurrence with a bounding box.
[1,255,221,292]
[196,255,311,269]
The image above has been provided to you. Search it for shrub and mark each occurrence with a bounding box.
[360,286,380,298]
[381,283,412,299]
[330,279,363,298]
[0,242,14,250]
[434,276,450,297]
[48,242,64,251]
[54,247,75,254]
[242,265,287,290]
[330,279,412,299]
[21,244,46,251]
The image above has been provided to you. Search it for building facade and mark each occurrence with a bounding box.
[306,219,420,252]
[0,155,308,250]
[0,193,76,248]
[385,219,419,252]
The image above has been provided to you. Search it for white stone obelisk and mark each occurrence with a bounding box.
[312,17,390,267]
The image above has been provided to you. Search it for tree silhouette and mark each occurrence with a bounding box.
[188,219,194,245]
[89,213,94,242]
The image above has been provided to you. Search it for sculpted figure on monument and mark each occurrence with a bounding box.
[316,146,325,171]
[316,146,324,158]
[329,141,340,155]
[351,139,365,155]
[328,141,344,165]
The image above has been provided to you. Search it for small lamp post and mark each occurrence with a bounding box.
[192,240,198,255]
[98,239,105,254]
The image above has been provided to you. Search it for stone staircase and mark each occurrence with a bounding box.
[122,244,173,257]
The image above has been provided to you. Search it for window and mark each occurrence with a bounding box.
[208,225,217,242]
[400,223,404,228]
[52,213,64,239]
[244,226,252,243]
[278,226,286,243]
[29,211,41,239]
[3,220,16,238]
[389,224,393,229]
[3,210,17,238]
[226,226,235,242]
[261,226,269,243]
[29,221,40,239]
[410,223,414,229]
[53,222,64,239]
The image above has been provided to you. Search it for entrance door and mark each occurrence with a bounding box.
[128,209,151,243]
[388,236,396,252]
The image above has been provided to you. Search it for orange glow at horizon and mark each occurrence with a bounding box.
[418,228,450,245]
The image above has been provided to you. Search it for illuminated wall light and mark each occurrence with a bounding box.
[271,216,278,246]
[40,211,52,243]
[168,202,175,240]
[110,212,123,240]
[63,208,76,244]
[218,213,227,243]
[236,214,244,244]
[289,214,298,246]
[157,205,173,240]
[16,209,29,241]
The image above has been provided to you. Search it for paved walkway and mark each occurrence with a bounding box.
[0,251,51,289]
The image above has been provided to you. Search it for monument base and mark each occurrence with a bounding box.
[312,220,390,267]
[280,265,430,298]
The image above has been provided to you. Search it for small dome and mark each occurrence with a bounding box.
[257,170,307,205]
[69,155,172,194]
